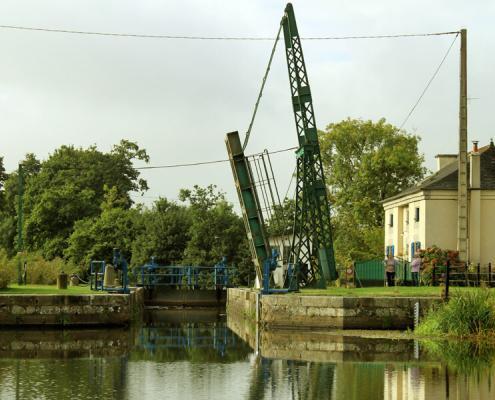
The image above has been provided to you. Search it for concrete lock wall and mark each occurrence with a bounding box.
[0,288,144,326]
[227,288,441,330]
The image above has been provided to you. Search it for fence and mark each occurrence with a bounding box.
[353,258,495,288]
[137,263,237,290]
[430,262,494,287]
[354,258,411,286]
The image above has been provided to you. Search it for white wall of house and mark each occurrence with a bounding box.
[424,191,457,251]
[384,193,426,260]
[384,189,495,265]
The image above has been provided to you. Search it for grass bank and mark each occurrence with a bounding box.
[300,286,473,297]
[0,284,94,295]
[416,288,495,339]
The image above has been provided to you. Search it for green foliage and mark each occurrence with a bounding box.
[420,340,495,375]
[0,153,41,256]
[180,185,250,269]
[21,141,148,259]
[65,187,143,268]
[416,289,495,337]
[131,198,191,266]
[0,249,77,285]
[266,199,295,238]
[0,249,13,288]
[418,246,459,285]
[178,185,254,285]
[319,118,426,263]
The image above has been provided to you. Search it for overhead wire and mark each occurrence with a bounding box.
[134,146,298,170]
[243,23,283,150]
[0,24,459,41]
[398,32,460,130]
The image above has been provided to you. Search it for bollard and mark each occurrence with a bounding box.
[57,272,68,290]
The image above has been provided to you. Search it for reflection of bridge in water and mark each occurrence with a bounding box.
[138,322,238,357]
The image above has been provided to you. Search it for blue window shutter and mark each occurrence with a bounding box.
[391,245,395,256]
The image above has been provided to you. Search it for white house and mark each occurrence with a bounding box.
[382,140,495,265]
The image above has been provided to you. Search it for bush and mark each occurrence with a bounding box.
[417,289,495,337]
[4,252,79,285]
[0,249,13,289]
[419,246,459,285]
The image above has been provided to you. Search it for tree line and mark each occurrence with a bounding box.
[0,118,426,282]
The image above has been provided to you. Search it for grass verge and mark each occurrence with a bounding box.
[300,286,450,297]
[416,288,495,338]
[0,284,94,295]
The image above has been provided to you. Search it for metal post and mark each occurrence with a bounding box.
[444,260,450,301]
[465,262,469,286]
[489,262,492,287]
[457,29,468,262]
[477,262,481,287]
[432,263,436,287]
[16,164,24,285]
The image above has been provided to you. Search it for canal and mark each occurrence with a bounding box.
[0,309,493,399]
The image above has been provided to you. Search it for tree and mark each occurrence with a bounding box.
[319,118,426,264]
[266,199,295,238]
[0,154,41,256]
[65,186,143,268]
[22,140,148,258]
[179,185,253,283]
[0,156,6,193]
[131,197,191,267]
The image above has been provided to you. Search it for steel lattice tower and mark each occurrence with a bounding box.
[282,3,337,286]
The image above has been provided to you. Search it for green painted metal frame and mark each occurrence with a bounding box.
[225,131,270,285]
[282,3,337,286]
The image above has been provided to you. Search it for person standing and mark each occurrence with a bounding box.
[385,255,396,287]
[411,254,421,286]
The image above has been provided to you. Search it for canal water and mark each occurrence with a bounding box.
[0,309,493,400]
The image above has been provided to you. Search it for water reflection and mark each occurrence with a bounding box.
[0,310,494,399]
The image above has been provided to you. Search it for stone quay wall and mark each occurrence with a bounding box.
[0,288,144,326]
[227,288,441,330]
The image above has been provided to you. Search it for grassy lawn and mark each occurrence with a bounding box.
[0,284,94,295]
[300,286,488,297]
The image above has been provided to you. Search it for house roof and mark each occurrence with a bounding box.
[384,141,495,203]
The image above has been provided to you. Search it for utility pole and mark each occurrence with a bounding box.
[457,29,468,262]
[17,163,24,285]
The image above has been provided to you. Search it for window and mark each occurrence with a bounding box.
[389,213,394,227]
[414,207,420,222]
[405,210,409,224]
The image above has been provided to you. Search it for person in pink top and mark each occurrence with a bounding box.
[411,254,421,286]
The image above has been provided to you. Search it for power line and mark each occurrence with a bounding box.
[399,32,459,130]
[135,146,298,170]
[0,24,459,41]
[243,23,282,150]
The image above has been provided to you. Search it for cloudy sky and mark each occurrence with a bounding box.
[1,0,493,207]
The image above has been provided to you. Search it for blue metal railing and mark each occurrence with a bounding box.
[138,257,237,290]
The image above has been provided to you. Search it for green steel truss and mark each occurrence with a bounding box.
[225,131,269,284]
[282,3,337,286]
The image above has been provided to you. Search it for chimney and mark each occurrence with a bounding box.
[470,140,480,189]
[435,154,457,171]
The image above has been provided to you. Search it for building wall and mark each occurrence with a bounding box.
[480,191,495,266]
[384,193,426,260]
[384,189,495,265]
[424,191,457,251]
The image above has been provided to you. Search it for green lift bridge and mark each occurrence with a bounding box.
[226,3,337,292]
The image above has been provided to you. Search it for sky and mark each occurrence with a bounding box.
[0,0,493,207]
